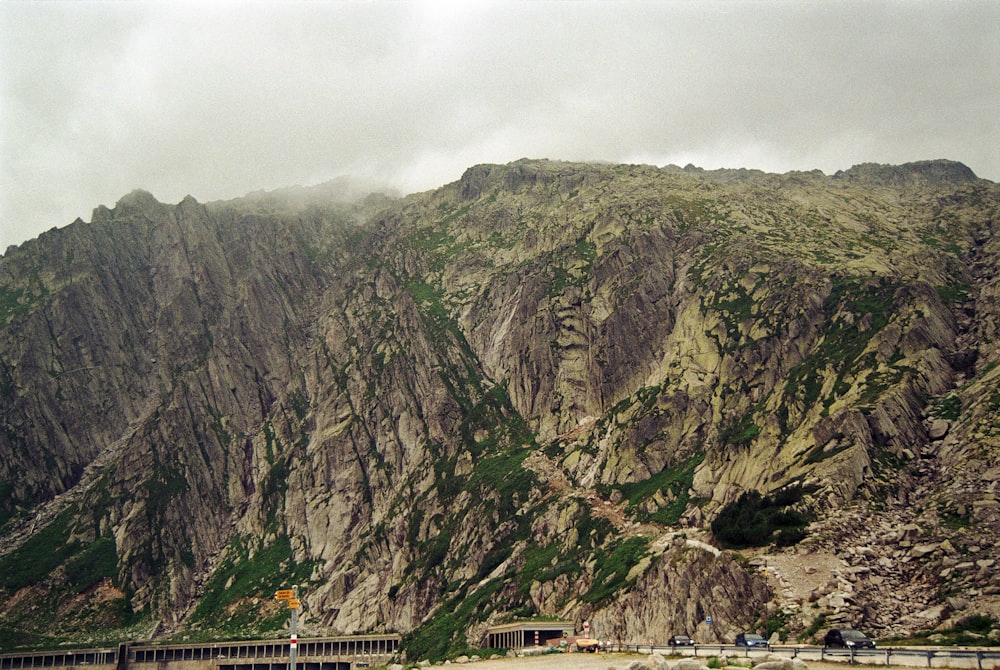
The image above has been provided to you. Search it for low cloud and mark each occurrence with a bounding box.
[2,1,997,248]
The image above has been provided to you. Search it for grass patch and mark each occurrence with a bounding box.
[189,534,317,634]
[785,278,895,412]
[936,283,971,304]
[401,579,504,662]
[547,237,597,297]
[0,283,49,324]
[937,501,972,530]
[614,452,705,524]
[801,612,829,642]
[515,543,581,600]
[0,508,80,591]
[580,536,650,604]
[930,393,961,421]
[719,413,761,447]
[64,536,119,590]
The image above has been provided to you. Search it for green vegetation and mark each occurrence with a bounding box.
[711,486,812,549]
[515,543,581,600]
[405,205,477,271]
[0,627,65,653]
[936,283,971,304]
[0,506,139,649]
[856,362,910,410]
[0,479,17,531]
[0,509,81,591]
[801,612,829,642]
[405,279,485,404]
[719,413,761,448]
[260,457,291,531]
[937,501,972,530]
[761,607,791,641]
[406,280,451,336]
[802,436,852,465]
[189,534,317,636]
[64,536,119,590]
[785,278,896,412]
[612,452,705,524]
[547,237,597,297]
[0,283,49,324]
[707,279,757,343]
[930,393,962,420]
[402,578,504,662]
[666,195,716,230]
[144,462,189,519]
[580,536,650,604]
[988,386,1000,414]
[467,447,535,519]
[461,385,533,454]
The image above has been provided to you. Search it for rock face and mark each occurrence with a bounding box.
[0,160,998,654]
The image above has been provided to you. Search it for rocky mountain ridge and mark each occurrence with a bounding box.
[0,159,997,656]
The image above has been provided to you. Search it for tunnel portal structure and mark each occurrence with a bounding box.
[485,620,575,650]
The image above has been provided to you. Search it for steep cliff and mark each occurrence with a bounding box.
[0,160,997,655]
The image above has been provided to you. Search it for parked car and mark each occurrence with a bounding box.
[824,629,876,649]
[668,635,695,646]
[734,632,769,648]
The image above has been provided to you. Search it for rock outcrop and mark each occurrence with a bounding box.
[0,159,997,654]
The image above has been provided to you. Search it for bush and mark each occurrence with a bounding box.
[711,486,811,549]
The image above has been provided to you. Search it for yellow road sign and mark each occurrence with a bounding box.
[288,598,301,609]
[275,589,294,600]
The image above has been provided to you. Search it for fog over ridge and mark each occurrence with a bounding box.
[2,0,997,249]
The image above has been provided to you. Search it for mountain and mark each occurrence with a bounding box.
[1,159,998,657]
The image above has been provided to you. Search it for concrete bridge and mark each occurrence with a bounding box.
[0,635,400,670]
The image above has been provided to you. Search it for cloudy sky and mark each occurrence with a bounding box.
[2,1,997,249]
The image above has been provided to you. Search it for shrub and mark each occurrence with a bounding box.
[711,486,811,549]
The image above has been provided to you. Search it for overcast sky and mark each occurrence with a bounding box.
[2,1,998,250]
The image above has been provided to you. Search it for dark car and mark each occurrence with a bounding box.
[735,632,768,648]
[668,635,695,646]
[824,629,876,649]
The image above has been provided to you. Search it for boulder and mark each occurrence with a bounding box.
[649,653,671,670]
[751,661,793,670]
[910,543,939,559]
[928,419,950,440]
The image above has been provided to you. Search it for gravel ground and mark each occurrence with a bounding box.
[413,653,927,670]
